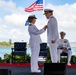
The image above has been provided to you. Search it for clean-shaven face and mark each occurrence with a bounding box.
[32,18,36,24]
[44,12,52,19]
[60,34,65,39]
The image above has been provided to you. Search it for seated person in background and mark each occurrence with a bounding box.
[57,31,72,65]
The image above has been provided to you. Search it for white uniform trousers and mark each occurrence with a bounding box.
[57,49,72,63]
[49,43,58,63]
[30,44,40,71]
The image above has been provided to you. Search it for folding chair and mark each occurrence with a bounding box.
[11,42,27,63]
[39,43,48,56]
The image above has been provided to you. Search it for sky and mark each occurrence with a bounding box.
[0,0,76,43]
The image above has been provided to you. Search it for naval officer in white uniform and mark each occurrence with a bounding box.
[44,9,59,63]
[28,15,47,73]
[57,31,72,65]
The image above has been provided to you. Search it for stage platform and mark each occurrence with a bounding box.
[0,63,76,75]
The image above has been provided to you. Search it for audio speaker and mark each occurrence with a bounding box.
[44,63,66,75]
[0,69,11,75]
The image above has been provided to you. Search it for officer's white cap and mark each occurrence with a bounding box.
[44,9,53,15]
[28,15,37,19]
[60,31,66,35]
[44,9,53,12]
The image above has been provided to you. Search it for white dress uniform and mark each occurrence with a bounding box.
[28,24,45,71]
[47,16,59,63]
[57,39,72,63]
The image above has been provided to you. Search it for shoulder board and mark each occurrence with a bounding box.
[51,16,53,18]
[29,24,32,26]
[49,16,54,19]
[51,16,54,18]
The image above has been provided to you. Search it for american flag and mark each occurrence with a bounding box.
[25,0,43,12]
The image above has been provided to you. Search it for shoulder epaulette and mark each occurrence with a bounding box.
[51,16,54,18]
[29,24,32,26]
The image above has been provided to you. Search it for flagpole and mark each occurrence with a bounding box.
[42,0,45,20]
[42,0,47,43]
[43,0,46,25]
[43,0,45,10]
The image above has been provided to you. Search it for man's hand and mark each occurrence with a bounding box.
[51,40,55,44]
[60,47,67,50]
[43,25,48,30]
[63,47,67,50]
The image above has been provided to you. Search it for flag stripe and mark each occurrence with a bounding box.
[25,0,43,12]
[33,4,43,10]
